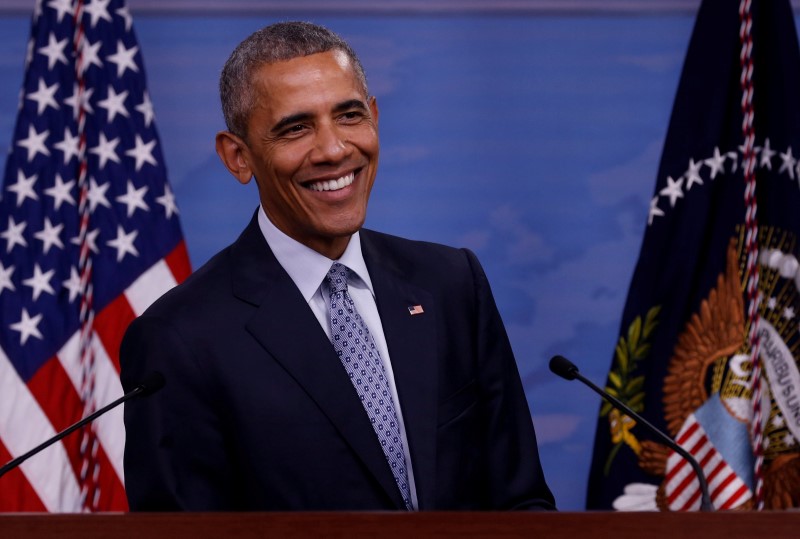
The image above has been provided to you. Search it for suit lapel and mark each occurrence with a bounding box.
[361,231,439,510]
[230,216,406,508]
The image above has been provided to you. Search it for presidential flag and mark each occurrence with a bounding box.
[587,0,800,511]
[0,0,190,511]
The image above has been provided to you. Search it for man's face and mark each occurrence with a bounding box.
[238,50,379,258]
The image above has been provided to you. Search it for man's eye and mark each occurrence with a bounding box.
[282,124,306,136]
[340,111,362,121]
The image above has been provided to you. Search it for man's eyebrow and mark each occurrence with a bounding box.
[270,99,369,134]
[271,112,313,134]
[333,99,368,113]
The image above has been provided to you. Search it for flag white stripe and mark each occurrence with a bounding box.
[53,261,184,492]
[91,337,126,482]
[0,347,81,512]
[125,259,177,315]
[715,474,748,505]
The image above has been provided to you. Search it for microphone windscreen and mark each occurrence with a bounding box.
[549,355,579,381]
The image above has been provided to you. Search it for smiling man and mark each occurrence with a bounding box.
[120,22,555,511]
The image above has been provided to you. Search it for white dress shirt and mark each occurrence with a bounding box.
[256,206,418,508]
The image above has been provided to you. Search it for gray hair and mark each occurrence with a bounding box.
[219,21,368,139]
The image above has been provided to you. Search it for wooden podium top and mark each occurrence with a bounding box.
[0,511,798,539]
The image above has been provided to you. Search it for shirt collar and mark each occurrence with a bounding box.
[257,205,374,302]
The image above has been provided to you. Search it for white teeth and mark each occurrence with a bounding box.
[308,172,355,192]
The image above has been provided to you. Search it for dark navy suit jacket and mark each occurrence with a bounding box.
[120,214,555,510]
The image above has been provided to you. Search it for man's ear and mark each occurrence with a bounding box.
[215,131,253,185]
[368,95,379,127]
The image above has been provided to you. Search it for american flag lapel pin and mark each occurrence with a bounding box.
[408,305,424,315]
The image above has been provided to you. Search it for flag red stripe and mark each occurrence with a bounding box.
[27,356,82,434]
[719,483,749,510]
[94,294,137,375]
[667,465,698,504]
[687,433,709,456]
[699,446,715,468]
[665,421,702,483]
[676,421,700,445]
[26,357,127,511]
[0,438,47,512]
[677,483,702,512]
[166,240,192,283]
[705,459,727,483]
[710,469,738,500]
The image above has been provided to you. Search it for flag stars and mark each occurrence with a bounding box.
[7,170,39,207]
[0,263,16,296]
[10,308,43,345]
[63,83,94,119]
[704,147,727,179]
[759,138,776,170]
[87,177,112,212]
[125,134,158,171]
[78,38,104,74]
[37,32,69,70]
[726,150,740,172]
[107,40,140,78]
[98,85,130,122]
[684,158,704,191]
[44,174,76,209]
[0,217,28,252]
[135,92,155,127]
[116,180,149,217]
[779,147,796,180]
[766,296,778,311]
[26,78,60,115]
[783,306,796,321]
[83,0,113,28]
[62,266,82,303]
[53,127,81,164]
[116,5,133,31]
[22,263,55,301]
[25,38,34,70]
[107,225,139,262]
[46,0,73,23]
[648,196,665,226]
[17,125,50,162]
[156,184,179,218]
[71,227,100,254]
[659,176,684,208]
[740,143,760,162]
[89,132,121,169]
[33,217,64,254]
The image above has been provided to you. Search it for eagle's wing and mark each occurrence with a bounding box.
[662,239,746,436]
[764,453,800,509]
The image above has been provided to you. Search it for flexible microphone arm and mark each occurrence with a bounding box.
[0,371,165,479]
[549,355,713,512]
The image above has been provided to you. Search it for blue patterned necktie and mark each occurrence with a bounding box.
[324,262,413,510]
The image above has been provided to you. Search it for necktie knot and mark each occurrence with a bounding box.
[326,262,349,295]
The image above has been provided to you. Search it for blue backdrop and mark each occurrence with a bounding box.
[2,4,794,510]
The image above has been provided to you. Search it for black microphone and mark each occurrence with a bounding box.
[0,371,165,479]
[549,355,713,512]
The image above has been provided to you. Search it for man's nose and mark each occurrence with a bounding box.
[310,122,351,164]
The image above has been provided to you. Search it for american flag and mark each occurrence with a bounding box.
[0,0,190,512]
